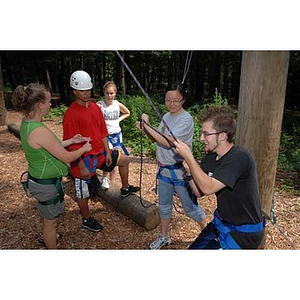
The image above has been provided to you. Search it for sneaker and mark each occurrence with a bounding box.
[82,217,103,232]
[120,185,140,198]
[149,235,171,250]
[37,232,61,245]
[101,177,110,190]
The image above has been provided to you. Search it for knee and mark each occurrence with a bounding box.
[159,204,172,219]
[118,154,129,166]
[185,207,206,224]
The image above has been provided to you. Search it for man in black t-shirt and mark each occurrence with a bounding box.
[174,106,265,249]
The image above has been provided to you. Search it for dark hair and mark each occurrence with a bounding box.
[199,105,236,143]
[12,83,49,116]
[165,82,186,100]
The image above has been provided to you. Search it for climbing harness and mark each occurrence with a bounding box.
[20,171,64,206]
[213,210,265,249]
[20,171,30,197]
[181,51,193,84]
[108,131,129,156]
[156,162,187,193]
[84,155,98,183]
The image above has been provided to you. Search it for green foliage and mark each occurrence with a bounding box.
[202,88,228,108]
[119,95,166,157]
[278,127,300,172]
[277,126,300,191]
[46,104,68,120]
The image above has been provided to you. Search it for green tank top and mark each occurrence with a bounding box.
[20,120,68,179]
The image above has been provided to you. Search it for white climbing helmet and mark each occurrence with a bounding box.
[70,70,93,90]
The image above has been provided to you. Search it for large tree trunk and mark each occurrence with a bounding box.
[0,56,7,126]
[236,51,290,218]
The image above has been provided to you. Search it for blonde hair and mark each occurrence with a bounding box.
[102,81,117,93]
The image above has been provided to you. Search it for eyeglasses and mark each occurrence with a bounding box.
[165,99,183,104]
[201,131,224,137]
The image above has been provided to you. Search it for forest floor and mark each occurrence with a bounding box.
[0,110,299,250]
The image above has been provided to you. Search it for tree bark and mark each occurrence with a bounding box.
[0,57,7,126]
[236,51,290,218]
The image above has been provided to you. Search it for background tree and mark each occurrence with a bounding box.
[236,51,290,218]
[0,56,6,125]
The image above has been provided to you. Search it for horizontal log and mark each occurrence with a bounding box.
[95,179,160,231]
[7,123,20,138]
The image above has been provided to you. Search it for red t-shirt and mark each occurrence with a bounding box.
[63,101,108,177]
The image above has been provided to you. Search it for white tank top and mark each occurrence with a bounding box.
[99,100,121,135]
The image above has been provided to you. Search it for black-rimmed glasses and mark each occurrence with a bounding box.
[165,99,183,104]
[201,131,224,137]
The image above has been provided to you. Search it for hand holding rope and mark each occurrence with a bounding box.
[137,115,176,149]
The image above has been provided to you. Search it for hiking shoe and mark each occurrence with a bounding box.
[101,177,110,190]
[149,235,171,250]
[120,185,140,198]
[82,217,103,232]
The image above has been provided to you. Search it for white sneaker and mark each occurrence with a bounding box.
[149,235,171,250]
[101,177,110,190]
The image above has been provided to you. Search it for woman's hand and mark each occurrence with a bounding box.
[141,113,149,124]
[71,134,91,144]
[81,139,92,153]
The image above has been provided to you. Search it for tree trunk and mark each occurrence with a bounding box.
[45,69,53,93]
[236,51,290,218]
[0,56,7,126]
[95,180,159,231]
[192,51,206,105]
[118,51,126,95]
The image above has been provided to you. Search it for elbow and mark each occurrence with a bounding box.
[200,186,215,196]
[61,157,71,164]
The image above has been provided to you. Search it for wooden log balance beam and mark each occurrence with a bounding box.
[95,179,159,230]
[7,122,160,231]
[7,123,20,137]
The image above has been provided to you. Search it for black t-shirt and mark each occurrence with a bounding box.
[201,145,264,248]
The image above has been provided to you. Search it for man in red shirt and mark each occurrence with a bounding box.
[63,70,139,232]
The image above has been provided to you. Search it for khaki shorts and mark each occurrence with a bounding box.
[28,180,65,220]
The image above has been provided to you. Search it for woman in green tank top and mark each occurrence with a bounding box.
[12,83,92,249]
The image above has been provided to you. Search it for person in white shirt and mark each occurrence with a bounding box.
[97,81,130,190]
